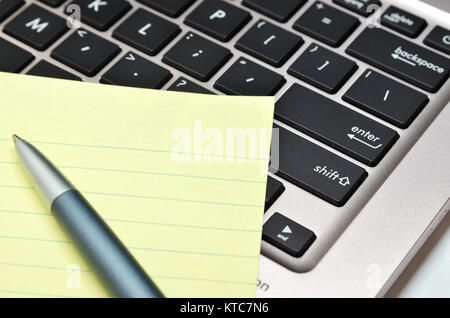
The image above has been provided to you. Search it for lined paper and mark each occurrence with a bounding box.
[0,73,274,297]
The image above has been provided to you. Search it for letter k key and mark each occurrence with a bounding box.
[66,0,131,31]
[88,0,108,12]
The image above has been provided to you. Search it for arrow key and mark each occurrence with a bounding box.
[263,212,316,257]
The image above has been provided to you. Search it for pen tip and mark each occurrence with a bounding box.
[12,134,22,143]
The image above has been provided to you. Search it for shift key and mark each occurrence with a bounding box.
[271,124,367,207]
[275,84,399,167]
[347,27,450,93]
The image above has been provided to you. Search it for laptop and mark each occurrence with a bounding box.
[0,0,448,297]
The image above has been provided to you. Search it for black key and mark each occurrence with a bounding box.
[0,37,34,72]
[162,32,232,82]
[243,0,306,23]
[343,69,429,129]
[113,9,180,57]
[347,27,450,93]
[51,29,121,76]
[424,26,450,56]
[271,124,367,206]
[101,52,172,89]
[39,0,66,7]
[288,43,358,93]
[167,77,214,94]
[265,177,285,212]
[27,60,81,80]
[65,0,131,31]
[0,0,24,23]
[381,6,427,38]
[333,0,380,17]
[4,4,68,51]
[235,19,304,67]
[185,0,251,42]
[276,84,398,166]
[293,1,360,48]
[215,57,286,95]
[137,0,195,18]
[263,213,316,257]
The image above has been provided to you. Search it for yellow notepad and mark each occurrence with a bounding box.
[0,73,274,298]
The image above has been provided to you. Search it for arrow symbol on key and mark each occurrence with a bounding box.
[126,53,136,61]
[77,30,88,38]
[282,225,292,234]
[391,53,416,66]
[347,134,382,149]
[338,177,350,186]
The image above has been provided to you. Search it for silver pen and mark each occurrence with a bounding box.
[13,135,164,298]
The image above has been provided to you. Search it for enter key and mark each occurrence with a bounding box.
[275,84,399,167]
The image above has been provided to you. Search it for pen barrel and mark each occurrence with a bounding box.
[51,189,164,298]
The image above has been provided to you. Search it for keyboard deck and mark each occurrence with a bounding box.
[1,0,449,272]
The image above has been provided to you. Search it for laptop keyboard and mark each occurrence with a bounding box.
[1,0,449,271]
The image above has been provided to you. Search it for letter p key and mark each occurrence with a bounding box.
[209,9,226,20]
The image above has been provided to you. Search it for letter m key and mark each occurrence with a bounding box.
[25,18,49,33]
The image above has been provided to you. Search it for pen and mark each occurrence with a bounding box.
[12,135,164,298]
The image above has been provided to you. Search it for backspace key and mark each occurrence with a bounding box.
[347,27,450,93]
